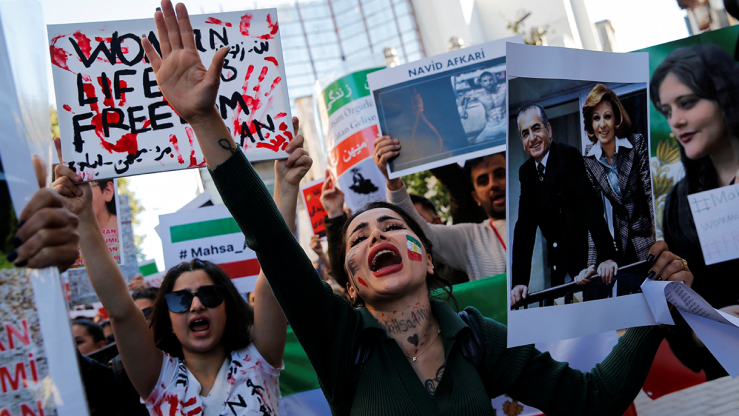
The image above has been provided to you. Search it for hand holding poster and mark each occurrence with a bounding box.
[49,9,291,180]
[368,37,521,179]
[300,178,326,237]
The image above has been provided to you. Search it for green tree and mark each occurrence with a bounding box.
[50,107,147,261]
[507,10,548,46]
[403,171,451,224]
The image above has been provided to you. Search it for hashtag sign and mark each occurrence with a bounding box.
[180,250,188,260]
[690,196,712,214]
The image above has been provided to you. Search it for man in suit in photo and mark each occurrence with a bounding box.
[510,104,617,308]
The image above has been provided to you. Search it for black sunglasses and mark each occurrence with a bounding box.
[164,285,226,313]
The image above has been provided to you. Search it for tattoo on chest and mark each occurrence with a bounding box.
[424,363,445,396]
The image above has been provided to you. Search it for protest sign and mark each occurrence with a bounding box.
[368,37,521,179]
[300,178,326,237]
[316,66,386,212]
[49,9,292,180]
[688,184,739,265]
[506,43,657,346]
[159,204,260,295]
[70,178,124,268]
[0,4,87,413]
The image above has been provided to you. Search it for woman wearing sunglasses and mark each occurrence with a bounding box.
[52,121,311,413]
[135,2,697,415]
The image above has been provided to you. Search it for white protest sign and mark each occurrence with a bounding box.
[688,184,739,265]
[49,9,292,180]
[159,205,259,294]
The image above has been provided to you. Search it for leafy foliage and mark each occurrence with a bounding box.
[403,170,451,224]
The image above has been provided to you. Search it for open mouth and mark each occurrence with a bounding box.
[492,192,505,205]
[529,141,541,151]
[367,243,404,277]
[189,316,211,336]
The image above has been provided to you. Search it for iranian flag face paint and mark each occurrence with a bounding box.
[406,235,423,262]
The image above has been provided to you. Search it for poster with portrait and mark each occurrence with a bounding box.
[69,178,124,268]
[368,36,521,179]
[0,3,87,413]
[49,9,292,180]
[506,43,658,347]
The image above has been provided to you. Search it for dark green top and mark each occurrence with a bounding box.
[210,151,665,416]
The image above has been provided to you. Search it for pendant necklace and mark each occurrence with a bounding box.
[406,329,441,362]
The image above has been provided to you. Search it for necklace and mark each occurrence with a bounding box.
[406,329,441,362]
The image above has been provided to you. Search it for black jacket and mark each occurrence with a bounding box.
[512,142,617,288]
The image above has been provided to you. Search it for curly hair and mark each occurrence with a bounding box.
[148,259,253,359]
[582,84,633,143]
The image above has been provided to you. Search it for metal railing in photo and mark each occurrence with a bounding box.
[512,260,650,310]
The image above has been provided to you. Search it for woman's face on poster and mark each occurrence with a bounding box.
[91,181,114,219]
[591,100,616,145]
[658,72,727,160]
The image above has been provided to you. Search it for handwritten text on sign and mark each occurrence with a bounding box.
[689,184,739,265]
[48,9,291,179]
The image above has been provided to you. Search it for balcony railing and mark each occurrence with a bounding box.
[512,260,651,310]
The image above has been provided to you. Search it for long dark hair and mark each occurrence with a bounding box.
[149,259,253,358]
[649,45,739,193]
[337,201,456,309]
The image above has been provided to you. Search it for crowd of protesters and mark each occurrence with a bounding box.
[7,0,739,415]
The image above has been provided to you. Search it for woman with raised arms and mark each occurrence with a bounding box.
[52,90,312,416]
[138,2,694,415]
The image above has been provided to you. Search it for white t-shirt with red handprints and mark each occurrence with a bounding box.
[145,342,282,415]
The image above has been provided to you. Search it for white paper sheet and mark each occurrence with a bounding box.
[641,279,739,378]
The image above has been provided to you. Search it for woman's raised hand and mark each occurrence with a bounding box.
[51,138,92,217]
[141,0,228,125]
[645,240,693,288]
[275,117,312,189]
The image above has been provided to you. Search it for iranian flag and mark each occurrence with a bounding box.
[406,235,423,261]
[158,205,261,294]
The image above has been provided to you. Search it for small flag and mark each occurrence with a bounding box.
[406,235,423,261]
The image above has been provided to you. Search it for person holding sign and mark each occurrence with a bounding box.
[650,45,739,380]
[51,8,313,406]
[574,85,655,297]
[139,2,696,414]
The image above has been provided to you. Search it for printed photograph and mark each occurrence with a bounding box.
[507,78,655,311]
[452,65,507,145]
[373,56,506,177]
